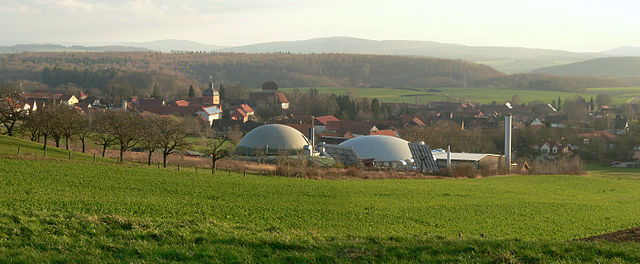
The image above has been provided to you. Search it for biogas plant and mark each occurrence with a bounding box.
[236,116,515,173]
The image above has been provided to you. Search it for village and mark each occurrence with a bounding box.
[4,75,638,176]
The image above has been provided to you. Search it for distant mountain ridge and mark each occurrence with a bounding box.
[218,37,605,73]
[0,44,148,53]
[120,39,228,52]
[601,46,640,57]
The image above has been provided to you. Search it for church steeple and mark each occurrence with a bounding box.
[202,74,219,105]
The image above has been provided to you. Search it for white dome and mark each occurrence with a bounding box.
[239,124,309,154]
[339,135,411,162]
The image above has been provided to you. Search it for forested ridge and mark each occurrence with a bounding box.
[0,52,625,99]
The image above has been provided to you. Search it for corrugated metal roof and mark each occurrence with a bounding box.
[432,152,501,162]
[203,106,222,115]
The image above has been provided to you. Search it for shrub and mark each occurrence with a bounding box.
[451,163,477,178]
[528,157,585,175]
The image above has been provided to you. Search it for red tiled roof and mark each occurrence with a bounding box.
[314,115,340,126]
[175,100,190,107]
[370,129,397,137]
[240,104,254,113]
[275,92,288,103]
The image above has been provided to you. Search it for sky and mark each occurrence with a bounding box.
[1,0,638,52]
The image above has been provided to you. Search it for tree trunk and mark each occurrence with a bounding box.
[65,136,70,150]
[55,137,60,148]
[119,148,124,163]
[43,135,48,151]
[211,157,216,174]
[163,152,168,168]
[102,145,107,157]
[80,138,86,153]
[148,150,154,165]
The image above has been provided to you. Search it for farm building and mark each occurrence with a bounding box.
[339,135,412,168]
[431,150,503,169]
[238,124,310,155]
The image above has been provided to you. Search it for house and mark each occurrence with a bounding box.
[531,141,572,160]
[21,91,78,106]
[326,120,378,137]
[370,129,397,137]
[198,105,223,126]
[577,131,619,150]
[403,116,426,127]
[60,94,79,106]
[136,98,165,106]
[229,104,255,123]
[605,115,629,135]
[313,115,340,133]
[248,81,289,110]
[175,100,190,107]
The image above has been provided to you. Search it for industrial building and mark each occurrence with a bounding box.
[339,135,413,168]
[238,124,310,155]
[431,150,503,169]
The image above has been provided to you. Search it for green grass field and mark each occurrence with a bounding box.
[2,135,640,262]
[279,86,640,106]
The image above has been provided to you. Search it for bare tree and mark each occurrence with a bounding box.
[204,135,233,174]
[0,85,26,136]
[140,117,164,165]
[75,112,91,153]
[92,110,118,158]
[157,117,189,168]
[102,110,143,163]
[26,105,56,151]
[21,112,41,142]
[57,106,83,150]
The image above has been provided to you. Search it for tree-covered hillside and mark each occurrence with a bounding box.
[0,52,626,99]
[533,57,640,85]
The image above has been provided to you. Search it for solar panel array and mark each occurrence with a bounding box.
[322,143,361,166]
[408,143,439,173]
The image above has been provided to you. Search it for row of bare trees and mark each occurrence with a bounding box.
[21,106,191,166]
[3,85,234,170]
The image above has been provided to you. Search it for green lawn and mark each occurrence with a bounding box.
[2,135,640,262]
[279,86,640,106]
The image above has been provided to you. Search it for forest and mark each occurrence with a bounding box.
[0,52,626,101]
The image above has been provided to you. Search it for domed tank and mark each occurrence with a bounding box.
[339,135,411,164]
[238,124,309,155]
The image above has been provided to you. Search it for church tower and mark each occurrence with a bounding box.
[202,75,220,105]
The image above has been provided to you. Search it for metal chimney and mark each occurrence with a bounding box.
[504,114,512,172]
[447,145,452,169]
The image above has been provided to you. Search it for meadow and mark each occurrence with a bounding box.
[279,86,640,106]
[1,135,640,262]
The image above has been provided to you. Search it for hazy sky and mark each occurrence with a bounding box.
[1,0,638,51]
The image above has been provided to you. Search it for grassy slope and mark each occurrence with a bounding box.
[280,86,640,106]
[1,135,640,262]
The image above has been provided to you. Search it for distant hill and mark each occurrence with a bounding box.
[1,37,609,73]
[601,46,640,57]
[532,57,640,77]
[0,44,148,53]
[120,39,227,52]
[219,37,605,73]
[532,57,640,86]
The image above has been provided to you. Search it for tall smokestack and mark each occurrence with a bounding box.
[447,145,451,169]
[505,114,512,172]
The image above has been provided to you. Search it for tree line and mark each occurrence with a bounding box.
[0,52,626,101]
[1,85,233,168]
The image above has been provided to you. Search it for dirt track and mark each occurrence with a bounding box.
[580,227,640,242]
